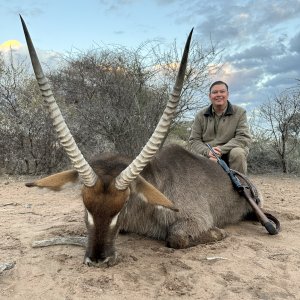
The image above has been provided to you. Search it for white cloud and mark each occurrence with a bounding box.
[1,41,63,72]
[0,39,22,52]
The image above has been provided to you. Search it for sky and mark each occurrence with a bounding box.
[1,0,300,113]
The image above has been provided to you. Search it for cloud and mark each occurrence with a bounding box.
[227,45,284,62]
[2,0,298,114]
[0,39,22,52]
[266,53,300,74]
[186,1,300,43]
[1,41,62,73]
[171,0,300,111]
[99,0,137,13]
[114,30,125,35]
[1,0,44,17]
[290,31,300,53]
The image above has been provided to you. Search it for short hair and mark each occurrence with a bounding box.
[209,81,229,93]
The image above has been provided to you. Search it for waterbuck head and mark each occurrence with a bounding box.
[21,15,192,267]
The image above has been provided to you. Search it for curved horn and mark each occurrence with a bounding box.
[20,15,98,187]
[115,29,193,190]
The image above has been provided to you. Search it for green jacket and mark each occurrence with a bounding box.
[189,101,252,156]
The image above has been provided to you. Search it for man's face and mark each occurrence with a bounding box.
[209,84,229,108]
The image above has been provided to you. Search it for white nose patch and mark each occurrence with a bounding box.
[87,210,94,226]
[109,213,120,229]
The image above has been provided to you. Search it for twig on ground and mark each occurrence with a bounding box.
[0,262,16,273]
[0,202,19,207]
[32,236,87,248]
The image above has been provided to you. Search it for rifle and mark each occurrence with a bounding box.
[206,144,280,235]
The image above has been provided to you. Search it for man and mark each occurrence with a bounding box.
[189,81,252,174]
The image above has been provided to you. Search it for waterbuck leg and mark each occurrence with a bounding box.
[195,227,228,244]
[166,219,227,249]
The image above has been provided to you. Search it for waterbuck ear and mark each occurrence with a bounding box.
[133,176,179,212]
[25,170,79,191]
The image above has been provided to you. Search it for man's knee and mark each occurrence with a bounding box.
[229,147,248,159]
[228,147,248,174]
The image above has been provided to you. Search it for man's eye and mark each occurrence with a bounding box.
[213,90,226,94]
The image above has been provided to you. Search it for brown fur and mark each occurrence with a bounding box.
[82,179,130,265]
[134,176,179,211]
[25,170,79,191]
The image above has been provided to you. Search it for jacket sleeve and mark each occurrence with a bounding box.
[219,110,252,154]
[188,113,210,156]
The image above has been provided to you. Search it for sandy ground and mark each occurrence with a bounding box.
[0,174,299,300]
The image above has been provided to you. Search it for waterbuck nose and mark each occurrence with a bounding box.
[84,253,118,267]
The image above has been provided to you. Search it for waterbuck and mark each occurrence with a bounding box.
[21,16,262,267]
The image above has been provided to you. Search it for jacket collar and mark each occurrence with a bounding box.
[204,101,234,117]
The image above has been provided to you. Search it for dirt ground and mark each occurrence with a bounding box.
[0,174,299,300]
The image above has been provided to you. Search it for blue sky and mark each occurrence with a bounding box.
[1,0,300,113]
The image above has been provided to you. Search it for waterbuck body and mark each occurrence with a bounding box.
[28,144,257,266]
[121,144,254,243]
[20,16,261,267]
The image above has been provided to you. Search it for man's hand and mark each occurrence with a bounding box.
[208,146,222,162]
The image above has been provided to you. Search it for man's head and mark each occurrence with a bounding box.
[209,81,229,110]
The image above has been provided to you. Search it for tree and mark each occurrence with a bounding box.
[0,50,68,174]
[1,38,221,174]
[258,89,300,173]
[49,40,220,157]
